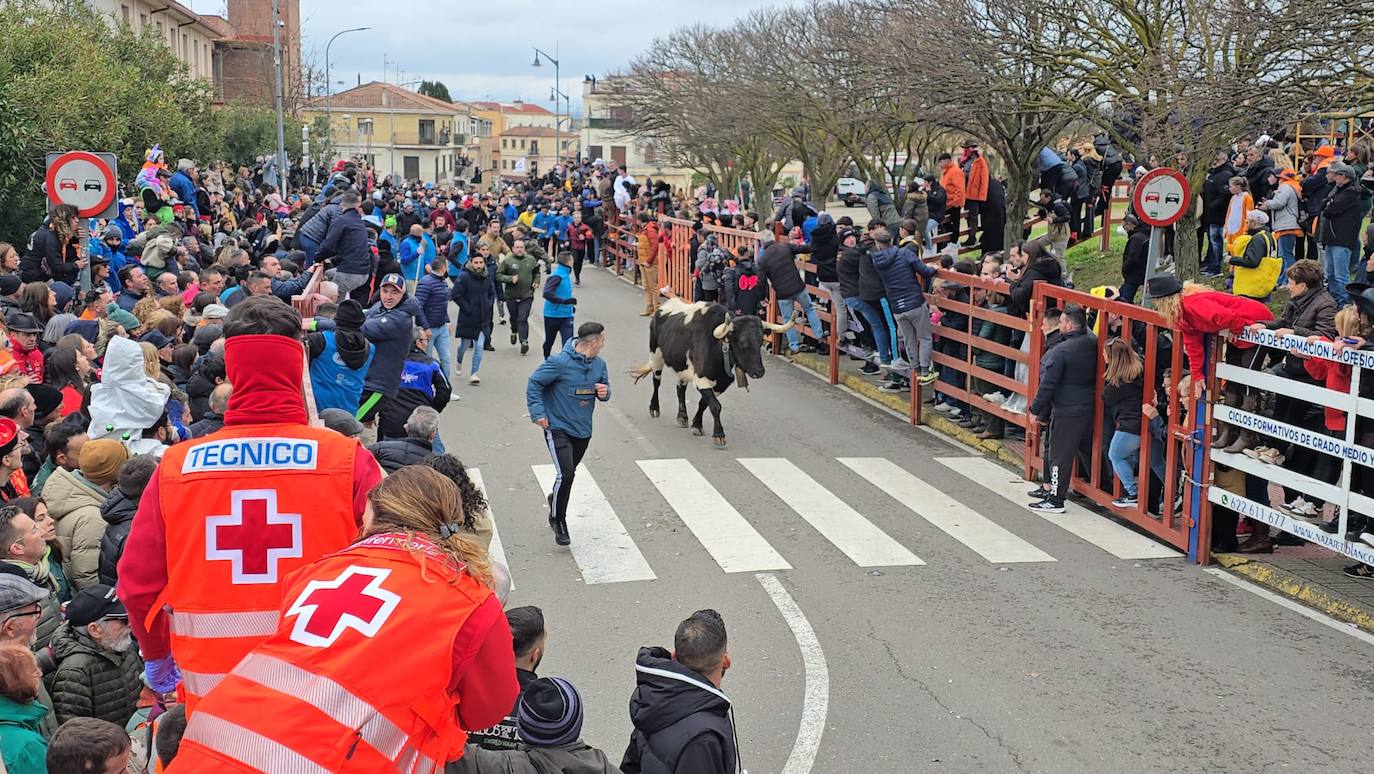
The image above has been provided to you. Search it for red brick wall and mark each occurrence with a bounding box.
[216,42,274,106]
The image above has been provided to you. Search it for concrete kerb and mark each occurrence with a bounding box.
[784,351,1026,470]
[1212,553,1374,635]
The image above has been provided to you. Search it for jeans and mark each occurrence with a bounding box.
[925,219,938,254]
[777,291,825,352]
[1276,233,1296,284]
[334,270,370,302]
[428,325,453,382]
[298,234,321,267]
[1205,224,1225,274]
[455,332,485,375]
[1107,430,1167,498]
[1323,244,1353,305]
[893,305,932,372]
[878,298,900,359]
[845,297,892,363]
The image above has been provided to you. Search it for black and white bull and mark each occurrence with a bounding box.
[629,298,794,446]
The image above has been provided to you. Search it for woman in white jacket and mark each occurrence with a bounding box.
[85,336,170,458]
[1260,168,1303,282]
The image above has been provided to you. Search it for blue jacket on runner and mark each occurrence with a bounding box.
[870,245,937,314]
[361,295,427,396]
[542,263,575,319]
[526,338,611,438]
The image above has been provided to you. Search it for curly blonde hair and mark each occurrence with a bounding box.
[362,466,493,590]
[1152,281,1209,327]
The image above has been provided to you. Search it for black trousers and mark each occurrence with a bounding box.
[1047,415,1094,503]
[545,428,590,525]
[543,316,574,358]
[573,243,594,281]
[506,297,533,343]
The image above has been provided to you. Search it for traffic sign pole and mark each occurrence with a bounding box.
[1130,166,1191,307]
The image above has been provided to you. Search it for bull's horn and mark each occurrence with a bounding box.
[761,316,796,333]
[713,319,733,339]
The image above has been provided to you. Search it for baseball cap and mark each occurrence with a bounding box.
[0,574,47,614]
[380,273,404,290]
[139,329,172,350]
[64,584,127,627]
[0,418,17,459]
[319,408,363,438]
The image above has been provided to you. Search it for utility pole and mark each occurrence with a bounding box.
[325,27,371,163]
[272,0,288,195]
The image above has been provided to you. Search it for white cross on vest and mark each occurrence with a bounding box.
[205,489,303,584]
[285,566,402,648]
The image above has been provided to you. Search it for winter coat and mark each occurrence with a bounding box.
[865,183,902,231]
[973,302,1012,372]
[315,208,374,276]
[496,252,542,302]
[1269,286,1338,339]
[22,225,80,284]
[1319,179,1374,250]
[1072,159,1091,200]
[900,191,930,226]
[941,165,966,210]
[1007,256,1064,318]
[367,437,434,474]
[377,348,450,441]
[637,222,661,266]
[361,295,427,397]
[694,243,728,292]
[1244,154,1275,202]
[965,155,990,202]
[43,622,144,726]
[722,259,768,317]
[1030,329,1098,420]
[857,244,886,302]
[1102,374,1145,433]
[1199,163,1236,226]
[297,201,342,245]
[809,215,840,282]
[620,647,737,774]
[837,246,862,299]
[41,468,108,592]
[97,486,139,588]
[188,412,223,438]
[525,338,610,439]
[186,354,224,422]
[870,246,937,314]
[452,741,620,774]
[414,272,451,328]
[758,242,813,299]
[1302,170,1331,221]
[453,267,497,341]
[1121,223,1151,286]
[86,336,171,449]
[1176,290,1273,378]
[1261,181,1301,233]
[926,183,948,223]
[0,696,47,774]
[979,179,1008,253]
[1041,197,1071,243]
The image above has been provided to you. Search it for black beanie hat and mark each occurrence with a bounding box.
[334,299,365,330]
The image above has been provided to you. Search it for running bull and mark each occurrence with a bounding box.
[629,298,794,446]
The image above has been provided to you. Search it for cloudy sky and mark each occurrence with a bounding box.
[187,0,795,113]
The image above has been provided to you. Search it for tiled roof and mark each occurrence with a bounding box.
[306,82,463,114]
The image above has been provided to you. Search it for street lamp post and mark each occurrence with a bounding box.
[271,0,288,194]
[325,26,371,160]
[551,85,572,162]
[532,44,561,176]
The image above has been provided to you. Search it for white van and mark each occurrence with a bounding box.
[834,177,866,206]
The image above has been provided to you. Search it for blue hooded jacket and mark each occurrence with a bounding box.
[870,245,937,314]
[525,338,611,438]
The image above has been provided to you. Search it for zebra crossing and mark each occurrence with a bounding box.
[469,456,1181,586]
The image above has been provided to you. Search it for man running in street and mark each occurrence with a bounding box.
[525,323,610,546]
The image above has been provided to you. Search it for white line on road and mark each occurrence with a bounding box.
[467,468,513,591]
[637,459,792,573]
[756,573,828,774]
[1203,568,1374,647]
[840,457,1057,563]
[738,458,925,567]
[934,456,1181,560]
[532,464,658,584]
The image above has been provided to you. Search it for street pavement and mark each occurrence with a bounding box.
[437,263,1374,773]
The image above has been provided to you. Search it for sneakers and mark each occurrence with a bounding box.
[469,374,481,385]
[932,402,956,413]
[1028,499,1066,513]
[511,332,518,345]
[449,393,461,402]
[1282,497,1319,518]
[520,341,530,355]
[879,380,910,394]
[1027,487,1050,499]
[888,358,911,371]
[554,519,571,546]
[917,370,939,386]
[860,362,881,375]
[1112,496,1138,508]
[982,391,1009,405]
[1342,563,1374,580]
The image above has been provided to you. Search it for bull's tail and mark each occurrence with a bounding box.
[629,361,656,383]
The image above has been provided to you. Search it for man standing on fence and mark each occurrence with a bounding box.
[1028,306,1097,514]
[637,213,661,316]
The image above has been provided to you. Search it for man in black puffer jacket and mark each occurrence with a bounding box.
[621,610,738,774]
[97,455,157,588]
[810,213,846,341]
[367,405,439,473]
[42,584,145,726]
[185,352,225,423]
[1028,307,1098,513]
[757,233,825,355]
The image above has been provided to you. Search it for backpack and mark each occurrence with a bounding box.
[1232,231,1281,298]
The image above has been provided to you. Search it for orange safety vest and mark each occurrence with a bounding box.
[152,423,360,714]
[171,533,490,773]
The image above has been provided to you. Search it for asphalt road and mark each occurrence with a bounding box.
[437,263,1374,773]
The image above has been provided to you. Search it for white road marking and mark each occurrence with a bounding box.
[1203,568,1374,647]
[637,459,792,572]
[738,458,925,567]
[839,457,1056,564]
[757,573,828,774]
[934,456,1181,560]
[467,468,513,591]
[532,464,658,584]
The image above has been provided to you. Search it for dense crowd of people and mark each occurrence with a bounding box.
[0,149,751,772]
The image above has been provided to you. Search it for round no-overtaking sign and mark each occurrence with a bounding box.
[1131,167,1192,228]
[45,151,118,218]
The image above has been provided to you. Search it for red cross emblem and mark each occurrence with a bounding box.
[284,566,401,647]
[205,489,303,584]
